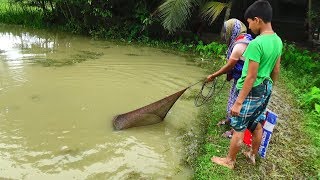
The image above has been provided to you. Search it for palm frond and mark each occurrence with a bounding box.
[193,0,205,6]
[201,1,231,25]
[158,0,194,33]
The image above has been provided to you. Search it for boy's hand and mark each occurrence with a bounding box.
[230,101,242,117]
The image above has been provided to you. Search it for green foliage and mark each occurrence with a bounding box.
[0,1,44,28]
[315,103,320,114]
[302,86,320,114]
[158,0,231,33]
[1,0,159,40]
[201,1,231,25]
[134,1,152,27]
[279,43,320,176]
[158,0,193,33]
[282,43,320,74]
[282,43,320,114]
[195,41,226,59]
[281,43,320,91]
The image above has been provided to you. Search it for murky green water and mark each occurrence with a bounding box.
[0,25,206,179]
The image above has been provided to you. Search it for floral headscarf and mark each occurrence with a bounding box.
[222,18,253,81]
[222,18,249,59]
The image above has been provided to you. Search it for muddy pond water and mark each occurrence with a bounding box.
[0,25,207,179]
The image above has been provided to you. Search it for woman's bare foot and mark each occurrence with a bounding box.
[222,129,234,139]
[211,156,235,169]
[217,119,230,126]
[243,151,256,165]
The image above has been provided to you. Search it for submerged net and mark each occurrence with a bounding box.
[113,78,223,130]
[113,88,188,130]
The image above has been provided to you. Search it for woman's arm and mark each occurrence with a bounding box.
[206,43,247,82]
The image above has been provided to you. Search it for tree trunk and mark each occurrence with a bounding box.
[40,0,47,15]
[224,1,232,21]
[308,0,312,41]
[49,0,54,12]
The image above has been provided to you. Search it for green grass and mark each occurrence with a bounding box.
[0,0,44,28]
[280,70,320,176]
[186,66,320,179]
[178,41,320,179]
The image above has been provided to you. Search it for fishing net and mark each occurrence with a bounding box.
[113,78,224,130]
[113,88,188,130]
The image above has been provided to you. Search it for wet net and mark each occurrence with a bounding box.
[113,88,188,130]
[113,78,224,130]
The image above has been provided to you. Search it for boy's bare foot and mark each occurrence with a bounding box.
[211,156,235,169]
[243,151,256,165]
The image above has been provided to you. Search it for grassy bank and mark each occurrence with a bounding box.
[187,44,320,179]
[188,77,319,179]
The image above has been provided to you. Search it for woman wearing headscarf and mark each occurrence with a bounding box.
[206,18,253,138]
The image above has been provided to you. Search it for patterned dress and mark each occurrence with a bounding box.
[223,19,253,121]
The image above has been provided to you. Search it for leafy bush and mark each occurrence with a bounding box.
[0,1,44,28]
[195,41,226,59]
[282,43,320,74]
[281,43,320,116]
[302,86,320,114]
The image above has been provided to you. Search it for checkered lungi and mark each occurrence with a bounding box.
[230,79,272,132]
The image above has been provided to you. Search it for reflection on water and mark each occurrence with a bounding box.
[0,24,205,179]
[0,32,49,61]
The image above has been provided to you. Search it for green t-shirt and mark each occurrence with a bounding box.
[236,33,283,89]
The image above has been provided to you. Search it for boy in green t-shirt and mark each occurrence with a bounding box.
[211,0,283,169]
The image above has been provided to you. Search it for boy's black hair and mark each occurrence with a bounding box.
[244,0,272,23]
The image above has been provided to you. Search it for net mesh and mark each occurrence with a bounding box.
[112,78,223,130]
[113,88,188,130]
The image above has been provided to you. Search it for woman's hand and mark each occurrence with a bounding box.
[206,74,215,82]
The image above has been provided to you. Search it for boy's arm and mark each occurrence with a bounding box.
[230,60,259,116]
[270,56,281,84]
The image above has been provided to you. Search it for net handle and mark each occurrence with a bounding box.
[187,78,206,89]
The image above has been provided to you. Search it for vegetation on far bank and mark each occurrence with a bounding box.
[0,0,319,179]
[0,0,43,28]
